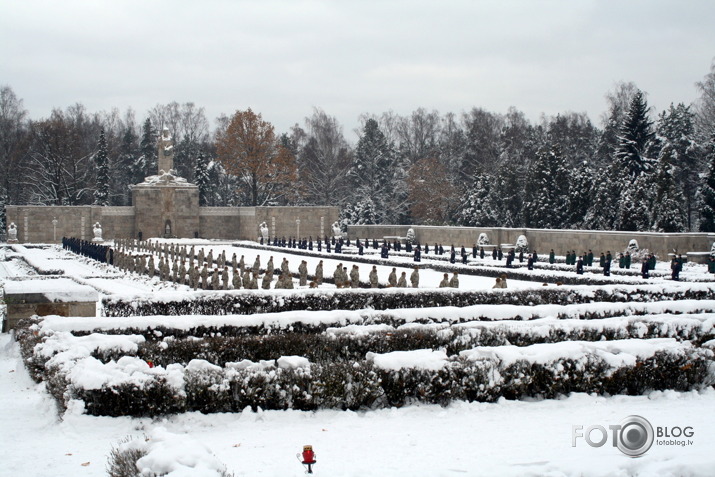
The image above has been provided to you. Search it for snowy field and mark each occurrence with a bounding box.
[1,242,714,476]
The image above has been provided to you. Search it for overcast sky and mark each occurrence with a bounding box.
[1,0,713,139]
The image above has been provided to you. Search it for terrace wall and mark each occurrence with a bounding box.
[347,224,715,260]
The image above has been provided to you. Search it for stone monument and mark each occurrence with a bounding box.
[92,222,104,242]
[158,126,175,174]
[259,221,269,241]
[332,221,341,239]
[7,222,18,243]
[130,125,199,239]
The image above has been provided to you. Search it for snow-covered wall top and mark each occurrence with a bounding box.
[3,278,98,302]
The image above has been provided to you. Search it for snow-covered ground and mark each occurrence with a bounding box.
[2,333,714,477]
[1,242,714,476]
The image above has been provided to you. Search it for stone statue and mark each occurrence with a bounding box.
[7,222,18,243]
[477,233,490,246]
[157,126,174,174]
[92,222,104,242]
[332,221,341,239]
[259,221,269,241]
[515,234,528,252]
[627,239,639,254]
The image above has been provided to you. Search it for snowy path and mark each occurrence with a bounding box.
[2,332,714,477]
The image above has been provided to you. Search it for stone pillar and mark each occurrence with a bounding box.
[320,216,324,238]
[81,216,86,241]
[23,215,28,243]
[296,218,301,239]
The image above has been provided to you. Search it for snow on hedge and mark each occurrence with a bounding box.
[460,338,688,370]
[38,299,715,335]
[367,349,449,371]
[113,427,232,477]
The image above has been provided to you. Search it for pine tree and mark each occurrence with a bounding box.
[93,128,110,205]
[584,167,619,230]
[698,134,715,232]
[615,173,653,231]
[615,90,655,179]
[614,91,655,230]
[523,143,569,228]
[117,126,138,204]
[652,144,686,232]
[656,103,699,229]
[0,191,6,234]
[348,119,400,223]
[457,173,498,227]
[136,118,157,180]
[194,151,211,206]
[566,161,594,228]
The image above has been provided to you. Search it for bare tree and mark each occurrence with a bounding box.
[0,85,28,204]
[695,58,715,139]
[23,106,98,205]
[296,108,351,205]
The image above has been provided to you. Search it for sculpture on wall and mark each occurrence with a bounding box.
[515,234,529,252]
[92,222,104,242]
[332,221,341,239]
[259,222,269,241]
[477,232,490,246]
[7,222,18,243]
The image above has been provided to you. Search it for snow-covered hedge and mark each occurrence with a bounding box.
[107,429,235,477]
[103,284,715,317]
[17,313,715,416]
[54,341,715,415]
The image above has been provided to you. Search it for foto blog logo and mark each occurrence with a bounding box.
[572,415,654,457]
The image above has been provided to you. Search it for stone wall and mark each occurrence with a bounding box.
[347,224,715,259]
[252,206,340,241]
[199,207,243,239]
[5,205,340,243]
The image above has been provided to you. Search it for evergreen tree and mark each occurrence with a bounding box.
[615,90,655,179]
[656,103,700,229]
[116,126,138,205]
[134,118,157,181]
[614,90,655,230]
[523,143,569,228]
[584,167,619,230]
[698,133,715,232]
[615,173,653,231]
[491,161,525,228]
[348,119,401,223]
[93,128,110,205]
[652,144,686,232]
[194,151,211,206]
[457,173,499,227]
[566,161,594,228]
[0,191,6,234]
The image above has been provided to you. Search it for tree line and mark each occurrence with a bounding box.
[1,59,715,234]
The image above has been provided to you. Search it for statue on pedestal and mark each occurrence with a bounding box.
[332,221,341,239]
[7,222,18,243]
[92,222,104,242]
[259,221,269,241]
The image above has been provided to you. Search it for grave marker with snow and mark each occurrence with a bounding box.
[2,278,98,331]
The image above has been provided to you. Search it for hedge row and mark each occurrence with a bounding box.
[76,318,714,368]
[61,348,715,416]
[103,284,715,317]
